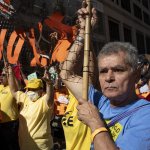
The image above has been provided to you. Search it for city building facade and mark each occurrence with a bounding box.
[75,0,150,54]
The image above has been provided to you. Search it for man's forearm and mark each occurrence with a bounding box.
[60,29,85,79]
[90,120,118,150]
[59,29,85,99]
[93,131,119,150]
[46,82,54,106]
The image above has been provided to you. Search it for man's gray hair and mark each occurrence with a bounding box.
[98,42,139,71]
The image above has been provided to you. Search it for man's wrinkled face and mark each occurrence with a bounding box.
[98,51,136,102]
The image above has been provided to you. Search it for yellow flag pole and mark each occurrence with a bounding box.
[82,0,91,100]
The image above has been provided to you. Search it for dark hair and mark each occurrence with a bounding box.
[138,54,149,67]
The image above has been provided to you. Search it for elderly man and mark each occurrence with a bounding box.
[8,65,54,150]
[60,3,150,150]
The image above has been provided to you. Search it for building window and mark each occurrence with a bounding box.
[143,11,150,25]
[121,0,131,12]
[142,0,149,9]
[133,4,142,20]
[135,0,141,2]
[111,0,119,5]
[108,18,120,41]
[136,31,145,54]
[146,36,150,54]
[123,25,132,43]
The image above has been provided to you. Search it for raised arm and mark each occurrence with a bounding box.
[7,65,18,99]
[60,3,98,100]
[59,29,84,100]
[42,68,54,107]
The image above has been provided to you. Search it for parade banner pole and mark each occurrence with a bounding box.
[82,0,91,100]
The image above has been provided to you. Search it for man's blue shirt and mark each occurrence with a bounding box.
[89,85,150,150]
